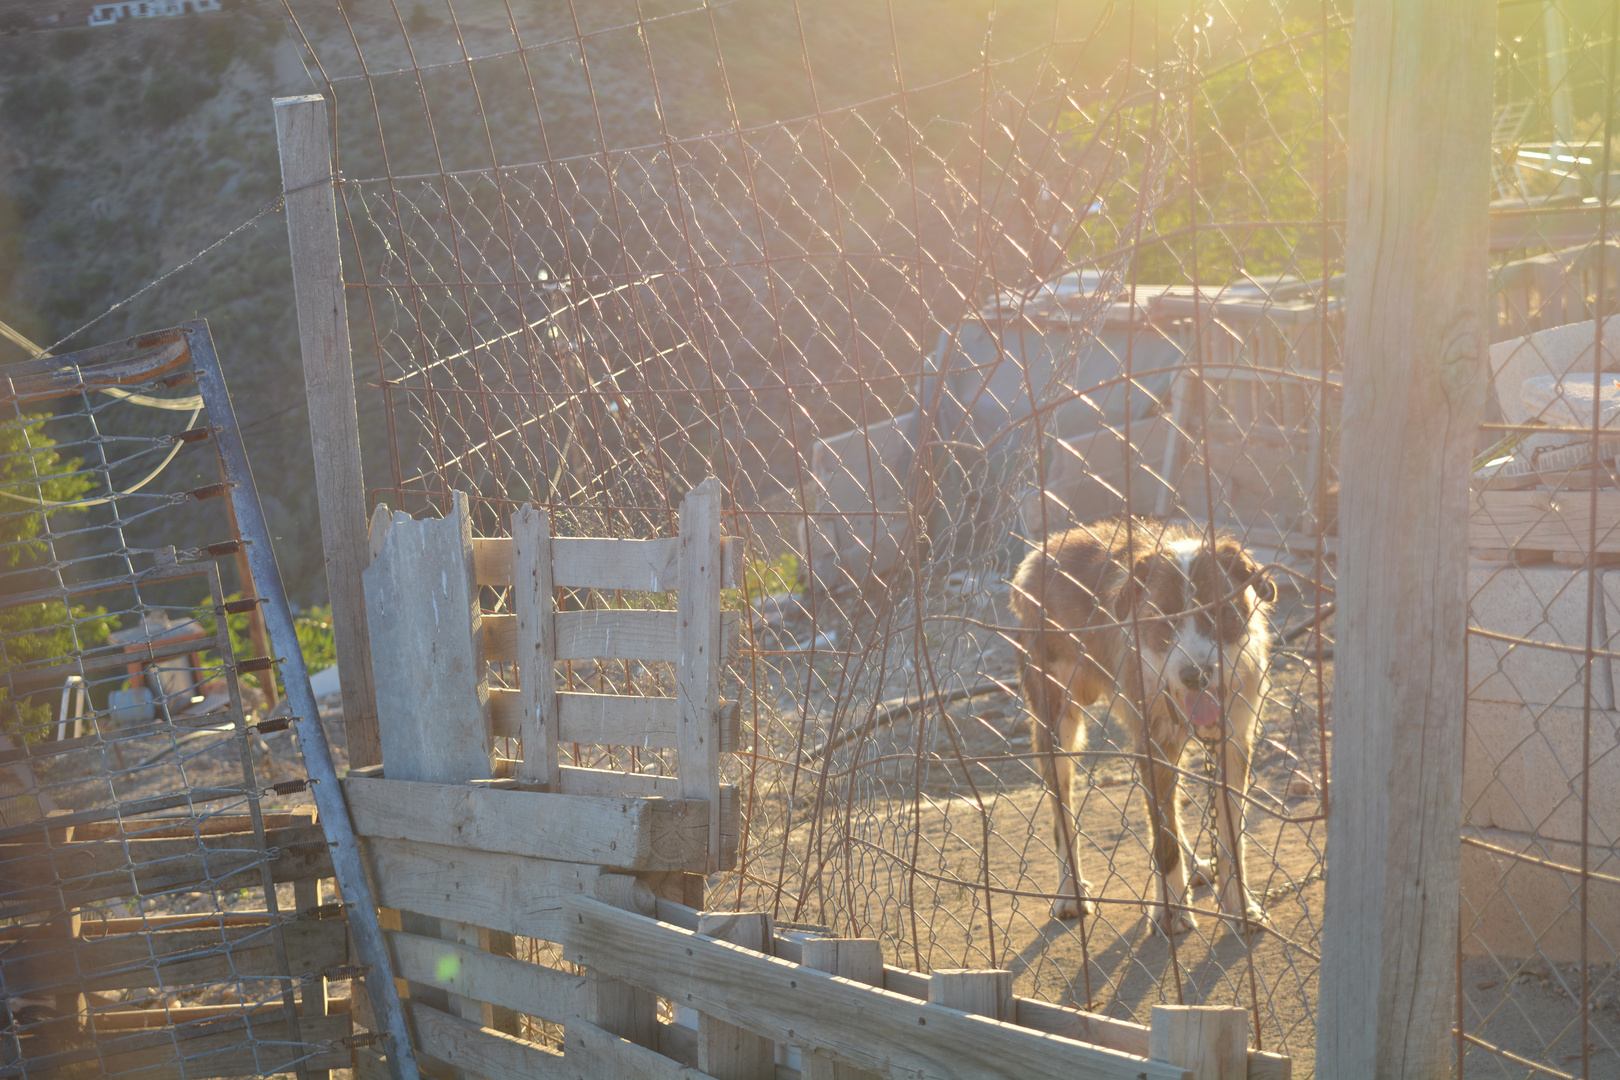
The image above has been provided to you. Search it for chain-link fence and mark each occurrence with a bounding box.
[267,0,1617,1075]
[1462,4,1620,1077]
[0,327,353,1079]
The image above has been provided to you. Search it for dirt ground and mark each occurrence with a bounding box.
[35,592,1620,1077]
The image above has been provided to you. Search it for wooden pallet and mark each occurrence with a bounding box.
[1471,487,1620,565]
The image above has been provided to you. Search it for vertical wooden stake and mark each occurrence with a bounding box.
[1149,1005,1247,1080]
[695,912,775,1079]
[927,969,1013,1023]
[295,878,330,1080]
[1321,4,1494,1077]
[513,505,557,789]
[676,478,724,871]
[801,938,884,1080]
[273,93,381,768]
[587,875,658,1049]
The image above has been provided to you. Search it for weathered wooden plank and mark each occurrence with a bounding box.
[676,479,725,873]
[294,878,332,1080]
[274,94,381,768]
[358,835,600,943]
[800,939,883,1080]
[386,927,583,1022]
[562,896,1188,1080]
[484,608,678,664]
[1471,488,1620,556]
[71,811,316,842]
[91,1010,350,1080]
[1323,2,1494,1077]
[694,912,774,1080]
[564,1017,719,1080]
[472,536,740,591]
[405,999,568,1080]
[1150,1006,1248,1080]
[490,690,740,753]
[363,492,493,784]
[0,824,333,914]
[0,336,189,406]
[342,776,710,871]
[1,918,347,996]
[1014,999,1289,1080]
[928,969,1012,1022]
[513,505,559,788]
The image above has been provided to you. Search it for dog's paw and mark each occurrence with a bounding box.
[1188,858,1215,892]
[1150,906,1198,937]
[1233,903,1271,936]
[1051,881,1097,921]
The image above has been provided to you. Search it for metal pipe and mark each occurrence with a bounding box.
[184,320,421,1080]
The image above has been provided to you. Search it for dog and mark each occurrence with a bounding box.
[1010,517,1274,936]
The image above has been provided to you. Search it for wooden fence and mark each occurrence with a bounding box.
[338,481,1292,1080]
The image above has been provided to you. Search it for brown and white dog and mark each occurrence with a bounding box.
[1010,517,1274,936]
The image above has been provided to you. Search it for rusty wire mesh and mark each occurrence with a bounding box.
[278,0,1347,1070]
[276,0,1617,1075]
[0,331,345,1079]
[1461,4,1620,1078]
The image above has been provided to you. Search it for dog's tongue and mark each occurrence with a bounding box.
[1185,691,1219,727]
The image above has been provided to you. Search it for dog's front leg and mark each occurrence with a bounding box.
[1212,695,1268,934]
[1046,704,1095,920]
[1142,724,1196,937]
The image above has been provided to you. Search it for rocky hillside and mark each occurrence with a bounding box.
[0,0,1128,601]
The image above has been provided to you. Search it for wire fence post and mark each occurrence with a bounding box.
[1320,2,1496,1074]
[274,92,382,768]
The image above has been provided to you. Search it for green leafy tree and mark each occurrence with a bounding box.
[1,414,115,738]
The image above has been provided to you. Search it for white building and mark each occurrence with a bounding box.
[88,0,219,25]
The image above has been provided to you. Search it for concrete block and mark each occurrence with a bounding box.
[1489,314,1620,425]
[1463,700,1531,834]
[1465,703,1620,845]
[1468,561,1612,709]
[1461,827,1620,963]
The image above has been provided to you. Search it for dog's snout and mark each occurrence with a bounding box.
[1179,664,1210,692]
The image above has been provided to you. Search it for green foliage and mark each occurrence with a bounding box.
[144,67,217,127]
[734,551,801,608]
[0,416,115,737]
[293,604,337,675]
[4,75,73,137]
[1072,20,1349,286]
[199,17,238,78]
[196,594,337,691]
[52,29,92,60]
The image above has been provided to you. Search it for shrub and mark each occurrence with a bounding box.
[144,68,217,127]
[1,415,116,739]
[3,76,73,137]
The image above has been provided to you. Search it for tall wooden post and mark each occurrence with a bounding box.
[274,94,381,768]
[1319,3,1495,1076]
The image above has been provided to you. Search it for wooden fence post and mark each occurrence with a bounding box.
[927,969,1013,1022]
[1149,1006,1247,1079]
[1321,4,1495,1077]
[586,875,658,1050]
[801,938,884,1080]
[273,93,381,768]
[677,479,724,873]
[695,912,775,1079]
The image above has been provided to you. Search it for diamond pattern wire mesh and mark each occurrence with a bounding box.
[1461,4,1620,1077]
[278,0,1347,1069]
[0,331,345,1079]
[274,1,1610,1075]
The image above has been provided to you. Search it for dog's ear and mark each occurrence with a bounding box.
[1217,539,1276,603]
[1113,554,1155,619]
